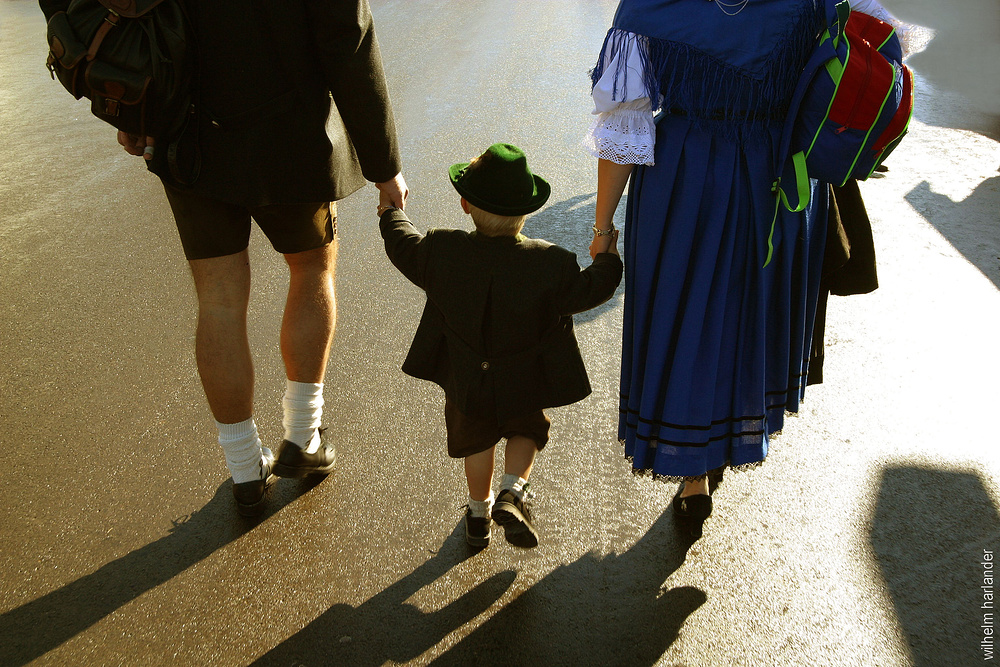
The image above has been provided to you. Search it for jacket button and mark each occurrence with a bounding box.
[481,361,490,371]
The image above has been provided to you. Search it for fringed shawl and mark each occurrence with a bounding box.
[592,0,823,141]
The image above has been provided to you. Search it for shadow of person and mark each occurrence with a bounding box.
[251,521,516,666]
[525,192,626,325]
[0,478,308,667]
[869,465,1000,666]
[903,175,1000,289]
[430,506,704,666]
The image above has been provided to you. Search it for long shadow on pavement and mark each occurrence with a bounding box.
[0,478,313,667]
[251,524,516,666]
[430,506,704,666]
[904,174,1000,290]
[526,193,626,326]
[870,464,1000,665]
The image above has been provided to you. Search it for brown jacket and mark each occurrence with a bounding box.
[380,209,624,423]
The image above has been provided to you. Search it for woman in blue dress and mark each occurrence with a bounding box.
[584,0,829,536]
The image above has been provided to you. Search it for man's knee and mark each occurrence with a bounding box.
[189,251,252,311]
[284,239,337,276]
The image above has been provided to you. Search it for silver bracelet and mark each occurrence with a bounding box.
[592,225,616,237]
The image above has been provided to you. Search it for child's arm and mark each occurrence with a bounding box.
[379,208,429,288]
[556,246,624,316]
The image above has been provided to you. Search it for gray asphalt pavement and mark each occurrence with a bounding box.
[1,1,998,665]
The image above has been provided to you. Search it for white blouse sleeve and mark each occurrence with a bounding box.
[582,32,657,166]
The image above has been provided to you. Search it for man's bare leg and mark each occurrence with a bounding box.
[273,240,339,474]
[281,240,337,384]
[189,250,269,506]
[189,250,253,423]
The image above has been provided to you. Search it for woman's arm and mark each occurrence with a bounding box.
[591,158,633,259]
[584,31,654,259]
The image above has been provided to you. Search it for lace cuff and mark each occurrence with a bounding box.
[582,107,655,166]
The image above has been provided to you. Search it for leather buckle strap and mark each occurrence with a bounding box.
[87,11,120,62]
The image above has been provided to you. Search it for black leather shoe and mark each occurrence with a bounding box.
[672,482,712,539]
[272,429,336,478]
[465,508,491,548]
[492,488,539,548]
[708,467,725,495]
[233,450,276,517]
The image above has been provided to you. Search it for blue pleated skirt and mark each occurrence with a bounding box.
[619,113,828,480]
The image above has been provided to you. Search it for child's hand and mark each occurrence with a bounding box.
[589,228,620,259]
[606,229,620,257]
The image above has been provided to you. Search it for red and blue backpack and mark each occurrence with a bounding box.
[775,0,914,212]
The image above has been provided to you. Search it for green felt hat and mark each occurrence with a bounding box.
[449,143,550,216]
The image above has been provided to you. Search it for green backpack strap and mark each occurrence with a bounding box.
[765,151,808,267]
[777,151,810,214]
[765,0,848,267]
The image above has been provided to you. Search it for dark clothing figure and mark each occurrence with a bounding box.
[376,143,621,549]
[380,211,623,438]
[39,0,408,516]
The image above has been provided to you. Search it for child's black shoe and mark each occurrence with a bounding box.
[492,488,539,548]
[465,508,491,548]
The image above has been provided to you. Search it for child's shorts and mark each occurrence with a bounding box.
[444,397,550,459]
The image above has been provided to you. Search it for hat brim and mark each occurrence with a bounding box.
[449,162,550,216]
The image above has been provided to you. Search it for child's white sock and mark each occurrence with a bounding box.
[217,418,268,484]
[282,380,324,454]
[468,491,494,518]
[500,474,528,499]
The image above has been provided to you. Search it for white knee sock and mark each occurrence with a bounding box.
[282,380,324,454]
[500,474,528,499]
[217,418,267,484]
[468,491,494,518]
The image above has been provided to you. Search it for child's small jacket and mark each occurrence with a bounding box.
[380,209,623,423]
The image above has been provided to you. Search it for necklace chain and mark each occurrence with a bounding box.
[711,0,749,17]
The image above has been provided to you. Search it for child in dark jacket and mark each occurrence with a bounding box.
[379,143,622,548]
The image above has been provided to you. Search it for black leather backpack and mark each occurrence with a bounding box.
[43,0,198,182]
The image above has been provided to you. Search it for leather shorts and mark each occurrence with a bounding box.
[163,183,336,260]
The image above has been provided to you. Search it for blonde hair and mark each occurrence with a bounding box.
[468,203,526,237]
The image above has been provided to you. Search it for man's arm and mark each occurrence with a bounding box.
[376,172,409,210]
[304,0,402,185]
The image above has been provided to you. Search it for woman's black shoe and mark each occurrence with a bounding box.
[672,483,712,539]
[708,468,725,495]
